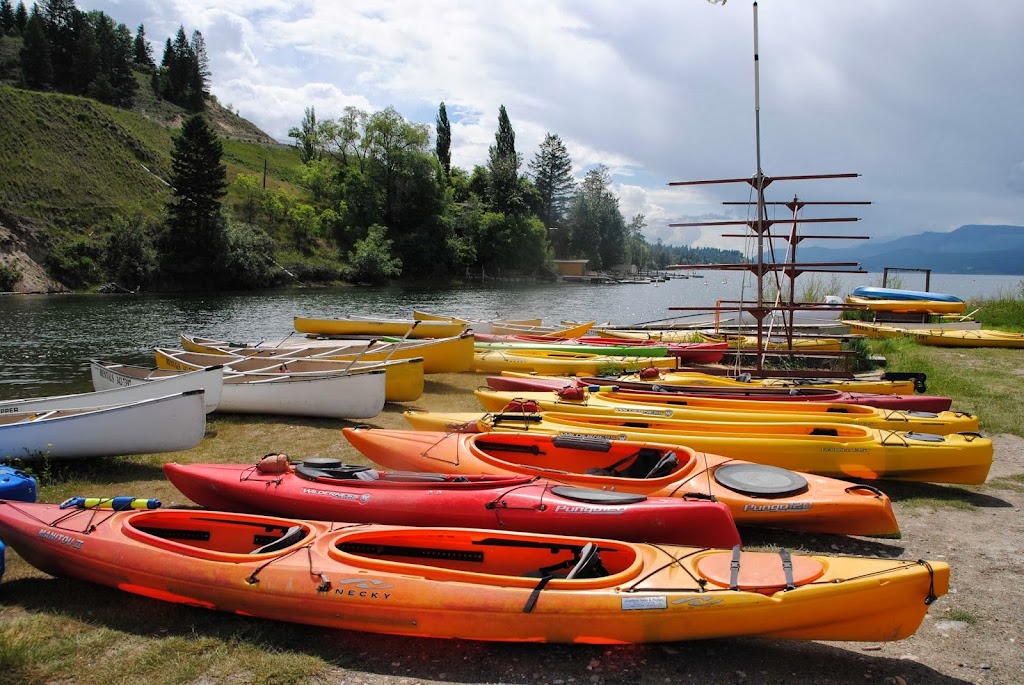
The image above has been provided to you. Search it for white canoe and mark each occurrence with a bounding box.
[92,360,385,419]
[3,363,228,414]
[0,391,207,461]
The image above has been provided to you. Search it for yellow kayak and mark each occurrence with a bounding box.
[845,296,967,315]
[473,387,979,435]
[845,321,1024,349]
[403,409,993,484]
[473,349,678,376]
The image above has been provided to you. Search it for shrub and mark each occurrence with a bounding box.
[104,214,157,290]
[341,224,402,285]
[0,261,21,290]
[46,234,103,288]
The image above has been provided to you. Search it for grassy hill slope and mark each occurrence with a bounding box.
[0,82,307,291]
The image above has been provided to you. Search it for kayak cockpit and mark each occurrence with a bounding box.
[328,528,643,588]
[122,510,313,559]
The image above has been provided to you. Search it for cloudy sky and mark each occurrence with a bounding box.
[80,0,1024,249]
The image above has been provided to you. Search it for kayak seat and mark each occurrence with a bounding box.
[643,452,679,479]
[521,543,609,580]
[251,525,307,554]
[566,543,608,579]
[296,463,378,482]
[584,448,667,479]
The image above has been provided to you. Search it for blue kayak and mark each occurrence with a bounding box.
[0,466,37,503]
[851,286,964,303]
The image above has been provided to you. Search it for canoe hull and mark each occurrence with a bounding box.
[182,332,474,374]
[0,391,206,461]
[294,316,467,339]
[164,344,425,402]
[0,502,947,643]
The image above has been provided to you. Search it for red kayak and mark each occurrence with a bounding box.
[472,333,727,364]
[164,455,741,548]
[485,375,952,413]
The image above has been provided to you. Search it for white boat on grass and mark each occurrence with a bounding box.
[0,364,228,415]
[0,391,206,461]
[92,360,386,419]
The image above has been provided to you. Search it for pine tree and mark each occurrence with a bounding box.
[69,9,97,95]
[20,7,52,89]
[160,113,228,287]
[528,133,575,229]
[133,23,154,68]
[0,0,15,33]
[189,29,209,108]
[13,1,27,33]
[435,101,451,177]
[40,0,76,91]
[486,105,523,215]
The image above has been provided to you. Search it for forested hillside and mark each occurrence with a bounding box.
[0,0,745,293]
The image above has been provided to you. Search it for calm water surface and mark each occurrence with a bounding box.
[1,272,1019,400]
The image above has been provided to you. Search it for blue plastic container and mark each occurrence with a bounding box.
[0,466,38,502]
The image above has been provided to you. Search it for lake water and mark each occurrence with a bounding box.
[1,271,1020,400]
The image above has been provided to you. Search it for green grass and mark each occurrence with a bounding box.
[944,608,979,625]
[984,473,1024,494]
[869,337,1024,435]
[0,82,309,272]
[967,281,1024,331]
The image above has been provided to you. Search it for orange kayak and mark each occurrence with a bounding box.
[0,501,947,644]
[342,428,901,538]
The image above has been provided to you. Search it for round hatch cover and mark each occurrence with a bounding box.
[713,463,808,498]
[550,485,647,505]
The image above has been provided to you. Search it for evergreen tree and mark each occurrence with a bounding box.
[564,165,626,269]
[159,113,228,287]
[100,19,136,106]
[20,7,52,89]
[69,9,97,94]
[189,29,209,108]
[528,132,575,229]
[486,105,524,215]
[0,0,15,33]
[13,1,26,33]
[133,23,154,68]
[435,101,451,177]
[40,0,76,91]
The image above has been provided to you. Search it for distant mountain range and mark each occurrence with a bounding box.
[793,224,1024,274]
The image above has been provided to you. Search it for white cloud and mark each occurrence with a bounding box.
[78,0,1024,247]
